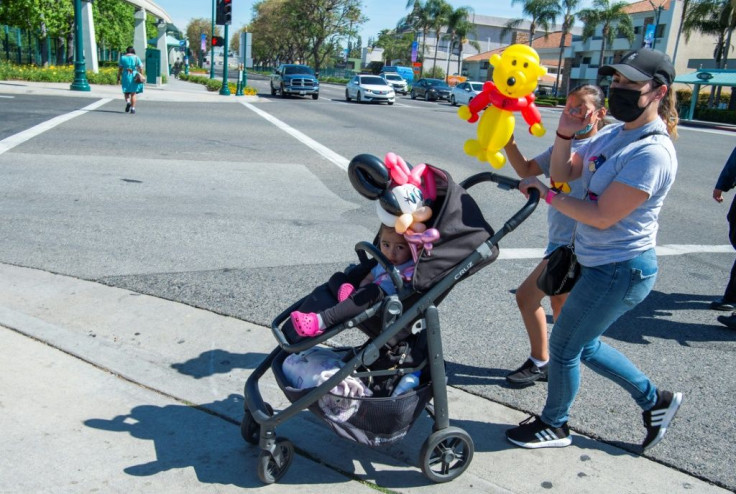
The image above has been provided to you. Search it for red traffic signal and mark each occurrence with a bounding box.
[211,36,224,47]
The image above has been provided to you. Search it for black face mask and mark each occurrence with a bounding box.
[608,87,652,122]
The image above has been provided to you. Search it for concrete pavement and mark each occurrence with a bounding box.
[0,262,728,493]
[0,77,732,492]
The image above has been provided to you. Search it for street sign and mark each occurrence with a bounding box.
[697,71,714,81]
[179,40,186,48]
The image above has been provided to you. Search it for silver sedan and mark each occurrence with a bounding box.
[345,75,396,105]
[450,81,484,106]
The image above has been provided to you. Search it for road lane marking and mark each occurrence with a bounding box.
[498,244,733,260]
[0,95,14,99]
[0,98,112,155]
[238,100,350,171]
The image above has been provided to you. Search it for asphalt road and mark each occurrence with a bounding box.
[1,81,735,490]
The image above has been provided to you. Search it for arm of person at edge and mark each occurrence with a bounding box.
[713,146,736,203]
[504,134,544,178]
[519,107,649,230]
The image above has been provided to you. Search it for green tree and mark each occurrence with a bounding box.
[284,0,365,74]
[578,0,634,80]
[502,0,559,46]
[554,0,581,95]
[0,0,73,65]
[427,0,452,72]
[249,0,365,72]
[398,0,433,68]
[682,0,736,105]
[186,18,221,66]
[93,0,136,55]
[443,5,479,76]
[374,28,414,65]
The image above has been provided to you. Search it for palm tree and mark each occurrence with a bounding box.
[501,0,559,46]
[427,0,452,73]
[443,5,480,76]
[682,0,736,105]
[398,0,433,73]
[578,0,634,82]
[554,0,582,95]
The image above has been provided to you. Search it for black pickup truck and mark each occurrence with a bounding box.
[269,64,320,99]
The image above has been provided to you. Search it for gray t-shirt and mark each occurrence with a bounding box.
[534,139,587,247]
[573,119,677,267]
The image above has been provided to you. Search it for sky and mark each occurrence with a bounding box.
[152,0,610,43]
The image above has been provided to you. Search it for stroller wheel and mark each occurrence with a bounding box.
[420,426,474,483]
[241,402,274,445]
[257,438,294,484]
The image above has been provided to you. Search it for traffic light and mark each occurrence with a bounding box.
[216,0,232,26]
[211,36,224,47]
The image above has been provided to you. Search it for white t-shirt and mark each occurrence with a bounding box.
[572,119,677,266]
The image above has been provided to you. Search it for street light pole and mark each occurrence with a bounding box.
[70,0,90,91]
[210,0,215,79]
[219,23,230,95]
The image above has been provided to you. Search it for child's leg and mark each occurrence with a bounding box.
[327,272,351,299]
[320,284,384,329]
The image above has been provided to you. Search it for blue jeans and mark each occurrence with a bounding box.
[541,248,659,427]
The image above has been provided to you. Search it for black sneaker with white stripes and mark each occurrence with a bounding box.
[506,415,572,449]
[642,389,682,450]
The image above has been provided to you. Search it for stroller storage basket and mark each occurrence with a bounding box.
[272,349,432,447]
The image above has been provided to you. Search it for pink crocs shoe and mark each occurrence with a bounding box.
[290,311,323,337]
[337,283,355,302]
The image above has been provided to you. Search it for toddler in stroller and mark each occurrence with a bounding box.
[290,224,415,338]
[242,153,540,485]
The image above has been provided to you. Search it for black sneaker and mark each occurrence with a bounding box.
[710,298,735,311]
[125,102,131,113]
[642,390,683,450]
[506,358,548,386]
[717,313,736,330]
[506,416,571,449]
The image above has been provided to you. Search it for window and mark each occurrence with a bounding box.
[582,57,591,65]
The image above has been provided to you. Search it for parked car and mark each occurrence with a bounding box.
[450,81,484,106]
[269,64,320,99]
[410,78,451,101]
[380,72,409,95]
[345,75,395,104]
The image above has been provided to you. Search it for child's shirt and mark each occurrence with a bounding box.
[370,260,415,295]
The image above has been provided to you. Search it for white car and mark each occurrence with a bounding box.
[381,72,408,95]
[345,75,395,105]
[450,81,484,106]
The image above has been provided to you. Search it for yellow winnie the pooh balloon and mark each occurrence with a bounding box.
[458,44,547,169]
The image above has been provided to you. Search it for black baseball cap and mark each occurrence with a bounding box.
[599,48,675,86]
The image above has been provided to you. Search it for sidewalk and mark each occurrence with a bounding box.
[0,263,726,493]
[0,77,256,103]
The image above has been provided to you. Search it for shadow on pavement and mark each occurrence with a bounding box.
[170,350,267,378]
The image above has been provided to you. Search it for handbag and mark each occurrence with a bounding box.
[536,244,580,296]
[134,72,144,84]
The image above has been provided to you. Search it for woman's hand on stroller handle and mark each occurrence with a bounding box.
[518,176,548,200]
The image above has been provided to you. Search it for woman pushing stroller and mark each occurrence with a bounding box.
[509,48,682,450]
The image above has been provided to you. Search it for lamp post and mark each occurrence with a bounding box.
[70,0,90,91]
[219,23,230,95]
[647,0,663,50]
[210,0,215,79]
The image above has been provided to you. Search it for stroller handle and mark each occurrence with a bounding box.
[460,171,540,237]
[354,241,406,296]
